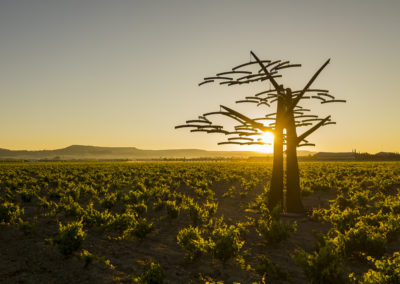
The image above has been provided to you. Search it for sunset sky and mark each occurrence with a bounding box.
[1,0,399,153]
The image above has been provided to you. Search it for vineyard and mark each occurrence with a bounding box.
[0,161,399,283]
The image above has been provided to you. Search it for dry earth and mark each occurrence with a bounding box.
[1,183,339,284]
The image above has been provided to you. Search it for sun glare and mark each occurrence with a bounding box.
[243,131,274,153]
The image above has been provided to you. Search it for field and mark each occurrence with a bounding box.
[0,161,400,284]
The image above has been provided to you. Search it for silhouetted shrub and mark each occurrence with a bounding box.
[177,226,208,261]
[140,262,164,284]
[54,220,86,256]
[0,202,23,224]
[209,224,244,262]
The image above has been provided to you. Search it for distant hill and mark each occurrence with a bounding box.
[0,145,315,160]
[1,146,398,161]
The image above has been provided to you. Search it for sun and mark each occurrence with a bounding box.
[243,131,274,153]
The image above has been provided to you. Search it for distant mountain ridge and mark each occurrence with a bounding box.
[0,145,268,160]
[0,145,315,160]
[0,146,398,161]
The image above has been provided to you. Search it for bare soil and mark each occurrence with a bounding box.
[0,183,337,284]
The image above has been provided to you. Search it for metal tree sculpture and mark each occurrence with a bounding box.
[176,51,345,213]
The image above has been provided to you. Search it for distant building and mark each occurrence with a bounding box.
[313,152,356,160]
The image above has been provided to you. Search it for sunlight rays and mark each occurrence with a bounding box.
[243,131,274,153]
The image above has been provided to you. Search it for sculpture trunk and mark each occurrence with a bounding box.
[268,97,284,210]
[285,106,304,213]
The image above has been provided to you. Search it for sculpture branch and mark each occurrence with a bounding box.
[250,51,283,94]
[291,59,330,109]
[296,116,331,144]
[219,105,272,132]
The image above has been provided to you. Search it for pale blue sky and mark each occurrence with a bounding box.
[1,0,399,152]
